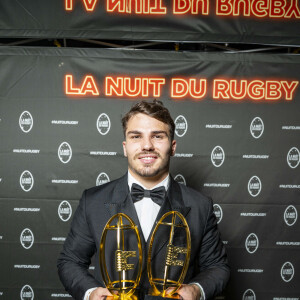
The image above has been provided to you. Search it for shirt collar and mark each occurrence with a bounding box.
[128,171,170,192]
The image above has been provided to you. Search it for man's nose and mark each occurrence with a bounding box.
[141,136,154,151]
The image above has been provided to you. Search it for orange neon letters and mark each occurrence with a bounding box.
[213,79,299,100]
[65,75,100,95]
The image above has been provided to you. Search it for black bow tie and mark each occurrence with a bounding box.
[131,183,166,206]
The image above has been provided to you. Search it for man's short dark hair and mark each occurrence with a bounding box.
[122,100,175,140]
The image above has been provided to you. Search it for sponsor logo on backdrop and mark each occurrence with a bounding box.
[248,176,261,197]
[13,149,40,154]
[58,201,72,222]
[205,124,232,129]
[273,298,299,300]
[174,153,193,157]
[51,120,78,125]
[20,171,34,192]
[51,293,72,298]
[175,115,188,137]
[204,183,230,188]
[14,207,40,212]
[213,204,223,224]
[174,174,186,185]
[276,241,300,246]
[58,142,72,163]
[284,205,298,226]
[250,117,264,139]
[287,147,300,168]
[20,228,34,250]
[241,212,266,217]
[14,265,40,269]
[97,113,111,135]
[51,237,66,242]
[281,262,294,282]
[96,172,110,186]
[245,233,259,254]
[19,111,33,133]
[238,269,263,273]
[279,184,300,189]
[242,154,269,159]
[282,125,300,130]
[211,146,225,167]
[242,289,256,300]
[90,151,117,156]
[20,285,34,300]
[52,179,78,184]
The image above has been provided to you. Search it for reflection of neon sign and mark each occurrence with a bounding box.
[64,0,300,19]
[216,0,300,19]
[64,74,299,101]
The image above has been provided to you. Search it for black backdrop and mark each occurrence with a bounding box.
[0,47,299,299]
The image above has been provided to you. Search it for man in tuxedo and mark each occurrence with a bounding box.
[57,100,230,300]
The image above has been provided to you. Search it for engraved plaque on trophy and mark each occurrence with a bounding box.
[147,211,191,299]
[100,213,143,300]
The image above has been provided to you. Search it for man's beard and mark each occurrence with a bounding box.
[129,151,171,178]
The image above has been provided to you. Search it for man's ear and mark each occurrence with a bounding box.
[171,140,177,156]
[122,141,127,157]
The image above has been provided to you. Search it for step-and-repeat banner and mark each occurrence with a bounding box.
[0,47,299,299]
[0,0,300,45]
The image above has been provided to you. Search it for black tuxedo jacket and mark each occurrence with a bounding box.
[57,174,230,300]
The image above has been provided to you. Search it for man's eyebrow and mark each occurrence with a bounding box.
[151,130,168,135]
[126,130,169,136]
[127,130,142,135]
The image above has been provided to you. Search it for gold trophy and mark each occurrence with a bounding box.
[147,211,191,299]
[100,213,143,300]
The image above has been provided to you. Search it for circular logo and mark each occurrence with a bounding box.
[20,171,34,192]
[281,262,294,282]
[242,289,256,300]
[58,142,72,164]
[213,204,223,224]
[287,147,300,169]
[174,174,186,185]
[97,113,111,135]
[248,176,262,197]
[211,146,225,167]
[96,172,110,186]
[20,228,34,250]
[174,115,188,137]
[250,117,264,139]
[284,205,298,226]
[58,201,72,222]
[19,111,33,133]
[245,233,259,254]
[20,285,34,300]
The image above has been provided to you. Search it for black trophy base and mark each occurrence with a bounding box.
[145,296,166,300]
[145,295,180,300]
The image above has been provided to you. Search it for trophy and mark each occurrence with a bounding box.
[100,213,143,300]
[147,211,191,299]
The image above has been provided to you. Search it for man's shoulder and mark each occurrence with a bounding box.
[83,174,127,199]
[176,181,212,207]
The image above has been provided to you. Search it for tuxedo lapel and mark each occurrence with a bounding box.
[104,174,147,280]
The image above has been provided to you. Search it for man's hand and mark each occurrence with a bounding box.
[89,287,113,300]
[176,284,201,300]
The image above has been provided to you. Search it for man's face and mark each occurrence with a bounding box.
[123,113,176,185]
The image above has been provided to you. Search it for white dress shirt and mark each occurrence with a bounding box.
[128,171,170,241]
